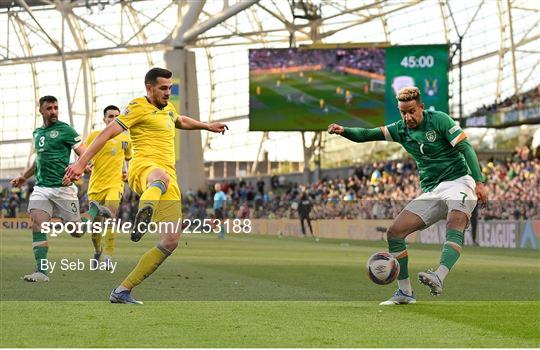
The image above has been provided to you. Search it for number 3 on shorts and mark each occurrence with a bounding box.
[71,202,78,213]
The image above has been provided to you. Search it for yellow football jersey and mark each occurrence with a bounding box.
[115,97,178,171]
[86,129,132,194]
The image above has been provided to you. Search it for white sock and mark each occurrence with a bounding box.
[114,285,130,293]
[397,278,412,295]
[435,265,449,282]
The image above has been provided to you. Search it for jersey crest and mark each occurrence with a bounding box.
[425,130,436,142]
[50,130,59,138]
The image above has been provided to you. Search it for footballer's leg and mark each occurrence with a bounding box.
[51,185,105,238]
[51,185,112,240]
[109,231,175,305]
[81,199,113,228]
[418,176,476,296]
[23,208,52,282]
[23,187,54,282]
[102,189,122,268]
[379,208,425,305]
[131,167,169,242]
[418,210,468,296]
[110,179,181,304]
[87,191,105,268]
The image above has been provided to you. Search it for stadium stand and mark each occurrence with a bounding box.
[469,85,540,118]
[249,48,385,75]
[3,151,538,221]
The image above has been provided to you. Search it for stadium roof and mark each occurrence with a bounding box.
[1,0,539,175]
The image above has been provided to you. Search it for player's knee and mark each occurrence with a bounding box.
[32,221,43,232]
[148,171,170,192]
[386,224,404,239]
[30,210,47,231]
[447,210,468,231]
[160,235,179,252]
[156,174,170,188]
[31,216,42,231]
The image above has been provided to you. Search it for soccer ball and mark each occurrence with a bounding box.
[366,252,400,285]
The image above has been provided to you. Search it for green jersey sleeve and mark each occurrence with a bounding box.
[455,140,485,182]
[342,127,385,142]
[436,111,466,147]
[63,124,82,149]
[382,120,403,143]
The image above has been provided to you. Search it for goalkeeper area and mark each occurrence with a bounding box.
[370,78,385,94]
[1,229,538,347]
[250,69,385,131]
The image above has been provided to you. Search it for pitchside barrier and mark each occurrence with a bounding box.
[1,218,538,250]
[250,219,540,250]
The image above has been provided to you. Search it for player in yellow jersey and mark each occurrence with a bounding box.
[64,68,228,304]
[86,105,132,269]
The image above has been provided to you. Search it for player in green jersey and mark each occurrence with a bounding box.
[328,87,488,304]
[10,96,111,283]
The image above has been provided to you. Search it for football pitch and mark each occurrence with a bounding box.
[1,229,539,347]
[250,70,385,131]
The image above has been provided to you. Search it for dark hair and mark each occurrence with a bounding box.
[39,95,57,107]
[103,105,120,116]
[144,68,172,86]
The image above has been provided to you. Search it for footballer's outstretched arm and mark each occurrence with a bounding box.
[175,115,228,134]
[63,121,124,184]
[73,144,94,174]
[10,158,36,187]
[328,123,386,142]
[73,143,87,157]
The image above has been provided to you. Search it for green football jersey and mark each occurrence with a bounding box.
[33,121,82,187]
[383,110,469,192]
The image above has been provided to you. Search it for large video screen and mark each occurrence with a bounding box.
[249,48,386,131]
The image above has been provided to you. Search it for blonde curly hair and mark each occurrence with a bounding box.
[396,87,421,103]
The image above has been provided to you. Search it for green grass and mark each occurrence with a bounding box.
[1,229,539,347]
[250,70,385,131]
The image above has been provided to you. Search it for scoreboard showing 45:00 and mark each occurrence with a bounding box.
[385,44,449,124]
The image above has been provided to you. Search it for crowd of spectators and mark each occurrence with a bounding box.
[249,48,385,75]
[0,183,31,218]
[335,48,385,75]
[184,155,539,221]
[2,152,539,221]
[469,85,540,118]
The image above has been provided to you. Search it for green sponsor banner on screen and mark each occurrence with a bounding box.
[385,45,449,123]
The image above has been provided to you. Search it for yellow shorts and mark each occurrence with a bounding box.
[88,187,123,211]
[128,162,182,222]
